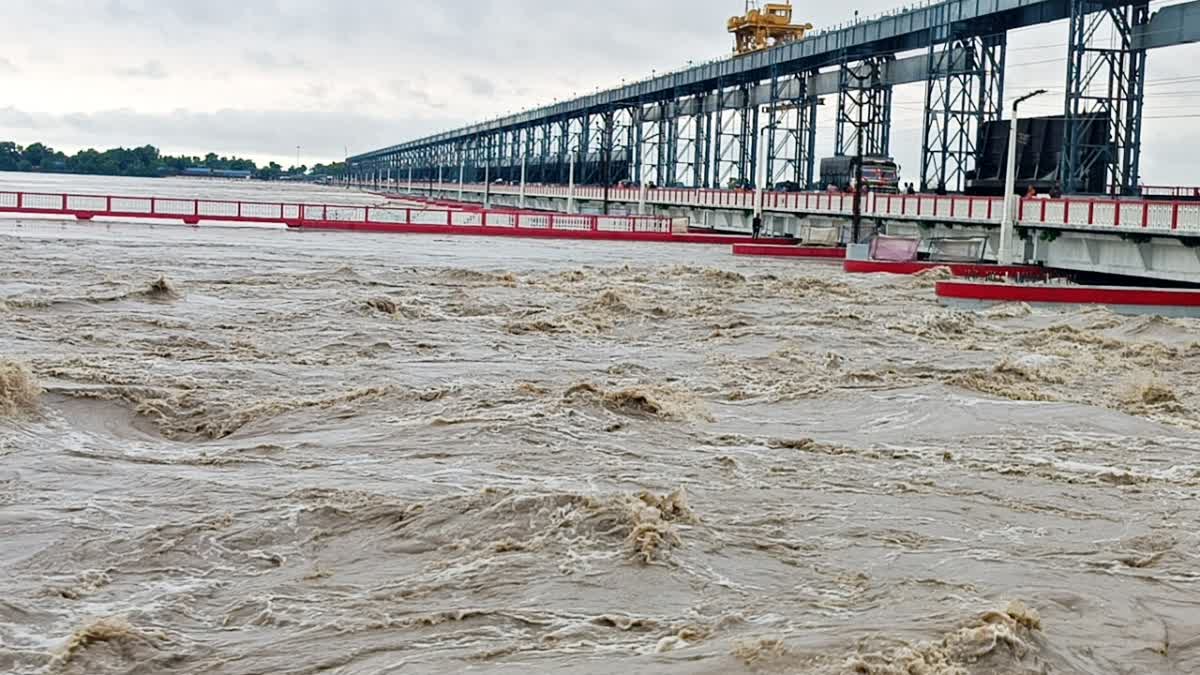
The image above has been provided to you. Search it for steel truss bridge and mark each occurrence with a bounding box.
[349,0,1200,197]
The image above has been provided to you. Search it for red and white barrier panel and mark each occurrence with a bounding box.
[732,244,845,259]
[843,259,1049,280]
[0,190,672,233]
[937,280,1200,313]
[1141,185,1200,199]
[0,189,807,245]
[424,183,1200,236]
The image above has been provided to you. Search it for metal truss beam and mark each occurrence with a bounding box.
[669,98,708,187]
[714,85,756,188]
[835,56,894,158]
[766,69,818,188]
[1061,0,1149,195]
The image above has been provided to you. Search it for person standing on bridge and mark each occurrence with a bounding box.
[752,214,763,240]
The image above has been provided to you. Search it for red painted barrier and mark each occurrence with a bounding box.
[844,259,1048,280]
[732,244,846,259]
[0,189,788,247]
[423,182,1200,235]
[936,281,1200,307]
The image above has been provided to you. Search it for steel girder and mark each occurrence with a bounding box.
[714,84,757,188]
[654,93,709,188]
[765,69,818,188]
[1061,0,1148,195]
[835,55,894,158]
[638,101,668,186]
[554,118,570,184]
[612,107,636,185]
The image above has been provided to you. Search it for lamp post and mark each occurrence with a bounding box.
[567,150,577,214]
[484,161,491,209]
[519,153,527,209]
[458,157,465,203]
[851,124,864,244]
[755,120,779,220]
[998,89,1047,264]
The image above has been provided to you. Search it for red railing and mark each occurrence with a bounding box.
[1141,185,1200,199]
[411,182,1200,235]
[0,189,674,235]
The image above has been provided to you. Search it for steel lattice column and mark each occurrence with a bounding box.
[523,127,536,182]
[714,84,754,188]
[662,99,679,186]
[670,97,707,188]
[610,107,635,185]
[688,107,709,188]
[579,113,606,184]
[766,70,818,188]
[835,56,894,157]
[1061,0,1148,195]
[536,123,552,183]
[631,104,645,185]
[645,101,668,186]
[509,128,523,182]
[554,119,570,184]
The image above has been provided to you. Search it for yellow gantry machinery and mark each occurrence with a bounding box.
[727,2,814,55]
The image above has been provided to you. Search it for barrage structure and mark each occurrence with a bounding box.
[347,0,1200,197]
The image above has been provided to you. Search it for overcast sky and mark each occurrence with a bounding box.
[1,0,1198,181]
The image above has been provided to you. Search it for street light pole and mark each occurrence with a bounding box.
[755,123,769,219]
[998,89,1047,265]
[852,128,864,244]
[484,161,491,209]
[567,151,577,214]
[755,120,777,236]
[519,153,527,209]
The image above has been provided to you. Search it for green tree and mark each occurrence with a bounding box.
[0,142,20,171]
[2,139,324,180]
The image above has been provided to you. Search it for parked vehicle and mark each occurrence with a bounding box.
[818,155,900,193]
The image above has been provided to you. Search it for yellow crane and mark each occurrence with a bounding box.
[727,1,813,55]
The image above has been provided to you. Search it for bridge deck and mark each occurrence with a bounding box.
[0,189,785,246]
[421,183,1200,238]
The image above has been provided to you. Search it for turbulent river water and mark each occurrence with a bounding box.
[1,174,1199,675]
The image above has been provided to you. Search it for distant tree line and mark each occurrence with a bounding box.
[0,141,344,181]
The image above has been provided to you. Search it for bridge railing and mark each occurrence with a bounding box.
[421,182,1200,236]
[0,189,675,234]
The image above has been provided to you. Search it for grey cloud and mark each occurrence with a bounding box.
[0,106,41,129]
[348,88,381,107]
[115,59,168,79]
[1,0,1196,182]
[386,80,445,109]
[462,74,496,97]
[301,83,331,101]
[244,50,309,71]
[0,105,466,163]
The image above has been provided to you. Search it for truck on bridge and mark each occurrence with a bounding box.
[819,155,900,194]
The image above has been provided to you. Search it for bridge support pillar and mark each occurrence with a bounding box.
[766,69,819,190]
[714,84,756,189]
[1061,0,1149,196]
[835,55,894,159]
[920,34,1006,192]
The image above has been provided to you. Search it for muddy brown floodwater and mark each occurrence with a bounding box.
[1,179,1199,675]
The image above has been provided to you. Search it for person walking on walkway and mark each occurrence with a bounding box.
[752,214,763,240]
